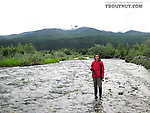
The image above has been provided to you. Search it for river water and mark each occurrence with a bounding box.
[0,59,150,113]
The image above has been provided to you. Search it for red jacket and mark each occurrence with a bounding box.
[91,60,104,78]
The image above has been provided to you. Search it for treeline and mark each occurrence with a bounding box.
[88,41,150,69]
[0,43,75,67]
[0,43,36,58]
[0,40,150,69]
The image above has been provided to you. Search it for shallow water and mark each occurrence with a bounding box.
[0,59,150,113]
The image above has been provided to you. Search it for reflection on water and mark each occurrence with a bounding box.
[0,59,150,113]
[92,99,104,113]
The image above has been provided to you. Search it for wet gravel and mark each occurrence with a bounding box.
[0,59,150,113]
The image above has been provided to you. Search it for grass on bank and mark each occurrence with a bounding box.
[0,57,24,67]
[0,52,85,67]
[0,57,63,67]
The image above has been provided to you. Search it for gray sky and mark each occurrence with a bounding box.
[0,0,149,35]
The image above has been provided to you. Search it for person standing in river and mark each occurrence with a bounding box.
[90,53,104,99]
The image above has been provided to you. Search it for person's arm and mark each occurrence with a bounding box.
[100,61,104,79]
[90,62,94,73]
[101,61,104,78]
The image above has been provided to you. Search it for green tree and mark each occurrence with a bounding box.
[115,43,126,58]
[8,44,16,57]
[0,46,4,58]
[105,43,115,58]
[125,43,130,56]
[89,44,106,58]
[63,49,71,55]
[77,49,88,55]
[24,43,36,54]
[143,40,150,57]
[16,42,24,54]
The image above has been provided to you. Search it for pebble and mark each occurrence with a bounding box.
[116,82,121,85]
[119,86,125,88]
[105,77,109,80]
[132,87,138,90]
[108,89,111,91]
[118,92,124,95]
[130,94,136,96]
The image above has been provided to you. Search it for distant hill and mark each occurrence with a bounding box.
[0,27,150,50]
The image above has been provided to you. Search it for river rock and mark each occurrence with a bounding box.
[118,92,124,95]
[119,86,125,88]
[132,87,138,90]
[105,77,109,80]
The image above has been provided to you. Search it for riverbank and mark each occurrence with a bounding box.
[0,53,89,67]
[0,54,150,70]
[125,56,150,70]
[0,43,91,67]
[0,42,150,69]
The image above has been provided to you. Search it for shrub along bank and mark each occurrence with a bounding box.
[0,43,88,67]
[0,40,150,69]
[117,40,150,69]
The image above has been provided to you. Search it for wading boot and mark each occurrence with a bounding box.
[94,87,98,99]
[99,87,102,98]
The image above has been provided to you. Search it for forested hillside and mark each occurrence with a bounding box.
[0,27,150,50]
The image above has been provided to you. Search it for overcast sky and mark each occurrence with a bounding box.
[0,0,150,35]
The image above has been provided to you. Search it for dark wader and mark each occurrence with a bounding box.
[93,66,103,99]
[93,77,102,98]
